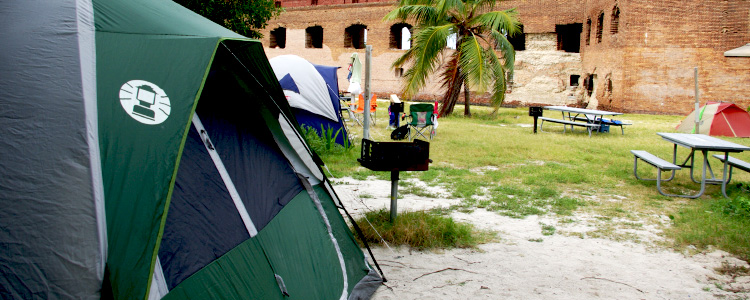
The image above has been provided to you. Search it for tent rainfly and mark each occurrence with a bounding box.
[676,102,750,138]
[0,0,382,299]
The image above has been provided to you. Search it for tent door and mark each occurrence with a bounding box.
[191,113,258,237]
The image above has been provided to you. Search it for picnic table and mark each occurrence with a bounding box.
[632,133,750,198]
[540,106,629,137]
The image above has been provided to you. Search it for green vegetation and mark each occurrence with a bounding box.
[668,189,750,260]
[355,208,496,250]
[300,125,353,155]
[174,0,283,39]
[328,102,750,259]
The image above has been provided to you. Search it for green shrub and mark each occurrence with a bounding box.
[352,209,494,250]
[722,195,750,219]
[300,125,352,155]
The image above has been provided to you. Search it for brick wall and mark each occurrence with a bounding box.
[263,0,750,114]
[581,0,750,114]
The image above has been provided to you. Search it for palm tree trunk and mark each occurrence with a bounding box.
[439,75,463,117]
[463,81,471,116]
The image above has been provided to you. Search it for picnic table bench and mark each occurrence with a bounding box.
[712,154,750,183]
[539,116,600,137]
[631,150,682,197]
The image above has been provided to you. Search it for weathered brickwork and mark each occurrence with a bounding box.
[582,0,750,114]
[262,0,750,114]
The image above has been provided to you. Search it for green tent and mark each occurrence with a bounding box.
[1,0,382,299]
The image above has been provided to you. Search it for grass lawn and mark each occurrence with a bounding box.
[313,100,750,261]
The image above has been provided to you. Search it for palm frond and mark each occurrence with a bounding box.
[396,0,434,6]
[399,24,454,98]
[490,29,514,72]
[473,0,498,16]
[457,34,491,93]
[485,49,507,108]
[470,9,520,35]
[384,4,442,25]
[435,0,466,17]
[392,44,417,68]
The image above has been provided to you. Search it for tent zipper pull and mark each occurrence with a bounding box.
[274,274,290,297]
[199,129,215,150]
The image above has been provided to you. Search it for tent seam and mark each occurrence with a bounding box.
[142,39,221,300]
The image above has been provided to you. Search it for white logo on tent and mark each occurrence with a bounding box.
[119,80,171,125]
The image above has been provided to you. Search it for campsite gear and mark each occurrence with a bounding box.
[270,55,350,146]
[391,125,410,140]
[0,0,382,299]
[388,94,404,129]
[676,102,750,137]
[347,53,363,95]
[354,93,378,126]
[389,103,404,128]
[407,103,437,141]
[358,139,431,221]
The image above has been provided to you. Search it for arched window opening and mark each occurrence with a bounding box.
[585,18,592,45]
[610,6,620,34]
[270,27,286,49]
[389,23,412,50]
[306,26,323,49]
[596,12,604,43]
[345,24,367,49]
[446,33,457,49]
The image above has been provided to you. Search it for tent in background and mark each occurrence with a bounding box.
[676,101,750,138]
[1,0,382,299]
[270,55,350,146]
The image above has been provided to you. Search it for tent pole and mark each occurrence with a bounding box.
[363,45,372,140]
[694,67,700,134]
[390,170,399,222]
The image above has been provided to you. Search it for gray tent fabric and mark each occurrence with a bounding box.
[0,0,106,299]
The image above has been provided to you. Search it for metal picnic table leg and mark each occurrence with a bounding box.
[685,148,716,184]
[632,157,688,197]
[720,152,731,198]
[662,150,708,199]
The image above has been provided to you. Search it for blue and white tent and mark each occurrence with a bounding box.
[270,55,350,146]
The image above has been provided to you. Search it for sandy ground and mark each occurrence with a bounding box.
[332,177,750,300]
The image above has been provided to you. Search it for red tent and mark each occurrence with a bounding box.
[676,102,750,137]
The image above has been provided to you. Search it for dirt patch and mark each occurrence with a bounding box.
[333,177,750,299]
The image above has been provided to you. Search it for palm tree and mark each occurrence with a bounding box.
[384,0,520,117]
